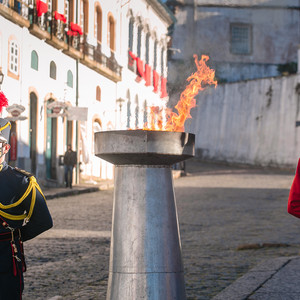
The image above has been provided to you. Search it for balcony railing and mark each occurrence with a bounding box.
[0,0,30,19]
[83,39,122,78]
[0,2,122,80]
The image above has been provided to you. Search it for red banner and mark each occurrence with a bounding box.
[145,64,151,86]
[153,70,160,93]
[36,0,48,17]
[160,77,168,98]
[54,11,66,23]
[128,51,136,60]
[136,57,144,80]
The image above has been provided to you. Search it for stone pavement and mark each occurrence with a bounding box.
[23,159,300,299]
[212,256,300,300]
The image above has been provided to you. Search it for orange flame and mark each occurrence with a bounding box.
[143,54,217,132]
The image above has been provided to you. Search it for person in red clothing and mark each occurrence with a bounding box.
[288,159,300,218]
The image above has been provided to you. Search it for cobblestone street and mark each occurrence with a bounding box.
[22,159,300,300]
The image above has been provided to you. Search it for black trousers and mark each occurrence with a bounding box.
[0,271,23,300]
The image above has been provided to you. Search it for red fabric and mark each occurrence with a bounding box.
[288,158,300,218]
[54,11,66,23]
[67,30,78,36]
[160,77,168,98]
[145,64,151,86]
[0,91,8,113]
[36,0,48,17]
[128,51,136,60]
[153,70,160,93]
[136,57,144,79]
[70,22,83,35]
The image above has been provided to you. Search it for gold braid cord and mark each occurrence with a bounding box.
[0,122,11,132]
[0,177,45,221]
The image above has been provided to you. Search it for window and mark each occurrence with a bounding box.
[143,100,147,124]
[50,61,57,79]
[48,0,53,13]
[80,0,89,33]
[135,96,139,128]
[145,33,150,64]
[96,86,101,101]
[67,70,73,87]
[93,119,102,154]
[52,0,57,12]
[83,0,89,34]
[128,17,134,52]
[95,4,102,42]
[153,40,158,70]
[137,25,142,57]
[9,40,19,75]
[161,48,165,76]
[31,50,38,71]
[126,90,131,129]
[108,14,115,51]
[67,0,74,23]
[65,0,70,24]
[230,23,252,55]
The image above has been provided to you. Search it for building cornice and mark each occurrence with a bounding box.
[146,0,176,26]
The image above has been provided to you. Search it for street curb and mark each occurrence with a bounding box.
[44,183,114,200]
[212,257,295,300]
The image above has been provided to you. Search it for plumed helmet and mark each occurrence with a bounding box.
[0,118,10,143]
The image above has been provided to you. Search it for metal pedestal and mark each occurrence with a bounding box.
[95,130,195,300]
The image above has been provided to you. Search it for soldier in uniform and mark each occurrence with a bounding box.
[0,117,53,299]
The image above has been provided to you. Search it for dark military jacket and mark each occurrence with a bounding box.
[0,161,53,298]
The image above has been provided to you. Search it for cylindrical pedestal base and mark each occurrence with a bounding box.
[106,165,186,300]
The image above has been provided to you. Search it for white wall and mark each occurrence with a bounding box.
[187,74,300,167]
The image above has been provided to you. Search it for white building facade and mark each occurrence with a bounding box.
[0,0,174,185]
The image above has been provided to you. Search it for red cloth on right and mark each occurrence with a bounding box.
[288,158,300,218]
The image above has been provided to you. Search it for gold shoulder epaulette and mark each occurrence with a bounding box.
[14,167,34,178]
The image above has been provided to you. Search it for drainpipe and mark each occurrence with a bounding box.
[75,0,79,184]
[298,44,300,74]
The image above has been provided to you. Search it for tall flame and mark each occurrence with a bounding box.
[143,54,217,132]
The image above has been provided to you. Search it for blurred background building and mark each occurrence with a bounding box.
[165,0,300,167]
[166,0,299,105]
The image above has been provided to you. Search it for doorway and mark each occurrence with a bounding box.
[29,92,37,174]
[46,99,57,179]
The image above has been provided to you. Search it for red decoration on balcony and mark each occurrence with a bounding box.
[145,64,151,86]
[136,57,144,80]
[153,70,160,93]
[36,0,48,17]
[128,51,136,67]
[54,11,66,23]
[70,22,83,35]
[128,51,136,60]
[67,30,77,36]
[160,77,168,98]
